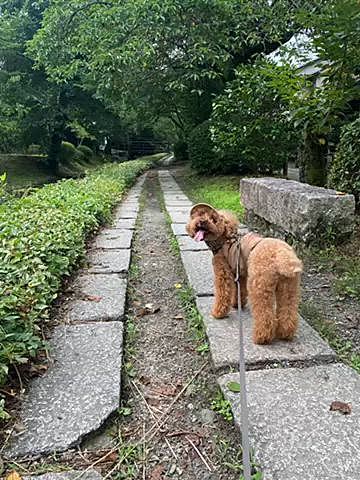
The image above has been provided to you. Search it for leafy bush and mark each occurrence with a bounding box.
[188,121,218,173]
[59,141,76,164]
[328,117,360,207]
[0,158,152,416]
[173,140,188,162]
[188,121,238,174]
[211,62,299,174]
[77,145,94,161]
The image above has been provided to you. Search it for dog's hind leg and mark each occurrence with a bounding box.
[275,275,300,340]
[212,253,233,319]
[248,272,276,344]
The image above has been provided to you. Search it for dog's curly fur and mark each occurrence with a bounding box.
[186,204,303,345]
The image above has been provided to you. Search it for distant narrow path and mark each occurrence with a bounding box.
[122,172,241,479]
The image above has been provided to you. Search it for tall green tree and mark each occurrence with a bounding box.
[28,0,319,136]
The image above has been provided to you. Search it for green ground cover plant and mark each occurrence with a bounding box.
[175,167,244,218]
[0,158,152,416]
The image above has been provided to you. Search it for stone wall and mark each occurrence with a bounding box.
[240,177,355,244]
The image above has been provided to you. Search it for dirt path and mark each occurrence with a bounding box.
[121,172,243,480]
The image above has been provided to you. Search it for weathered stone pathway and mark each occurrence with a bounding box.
[4,169,360,480]
[158,170,360,480]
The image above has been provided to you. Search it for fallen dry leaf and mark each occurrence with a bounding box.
[85,295,102,302]
[6,472,22,480]
[29,364,48,376]
[173,314,184,320]
[139,375,151,386]
[151,384,177,397]
[137,303,160,316]
[105,452,118,463]
[174,283,182,289]
[330,401,352,415]
[149,464,165,480]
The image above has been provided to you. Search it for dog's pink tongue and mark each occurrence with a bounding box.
[194,229,205,242]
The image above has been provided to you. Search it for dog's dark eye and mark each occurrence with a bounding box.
[212,216,217,224]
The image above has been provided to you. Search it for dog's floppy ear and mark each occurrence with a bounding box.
[190,203,218,218]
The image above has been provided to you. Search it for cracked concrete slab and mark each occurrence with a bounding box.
[6,323,122,458]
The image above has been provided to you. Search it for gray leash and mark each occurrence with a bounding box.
[235,242,252,480]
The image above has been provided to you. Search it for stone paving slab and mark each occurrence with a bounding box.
[171,223,187,236]
[168,211,190,224]
[196,296,335,370]
[67,274,127,322]
[167,206,191,215]
[88,249,131,274]
[177,236,208,251]
[163,193,191,202]
[111,217,136,229]
[6,323,123,458]
[219,363,360,480]
[94,228,132,250]
[24,471,103,480]
[114,205,139,219]
[165,200,193,207]
[180,250,214,296]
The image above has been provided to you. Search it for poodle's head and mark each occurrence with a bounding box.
[186,203,239,243]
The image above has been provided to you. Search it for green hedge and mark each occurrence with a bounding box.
[0,159,151,416]
[77,145,93,158]
[328,117,360,207]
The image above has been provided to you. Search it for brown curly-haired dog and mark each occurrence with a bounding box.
[186,203,303,345]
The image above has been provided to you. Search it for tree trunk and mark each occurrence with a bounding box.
[282,161,288,177]
[47,131,62,175]
[303,130,328,186]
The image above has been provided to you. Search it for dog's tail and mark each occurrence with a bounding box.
[277,249,303,278]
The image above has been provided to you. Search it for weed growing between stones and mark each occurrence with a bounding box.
[215,436,261,480]
[177,286,209,355]
[211,390,233,422]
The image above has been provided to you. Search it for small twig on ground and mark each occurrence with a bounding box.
[131,380,177,460]
[143,423,146,480]
[185,435,213,472]
[0,425,16,455]
[102,361,208,479]
[13,364,24,394]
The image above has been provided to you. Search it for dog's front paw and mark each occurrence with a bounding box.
[211,307,228,319]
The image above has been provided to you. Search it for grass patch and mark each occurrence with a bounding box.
[175,166,244,218]
[300,300,360,372]
[305,243,360,300]
[215,435,262,479]
[0,154,56,188]
[177,286,209,354]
